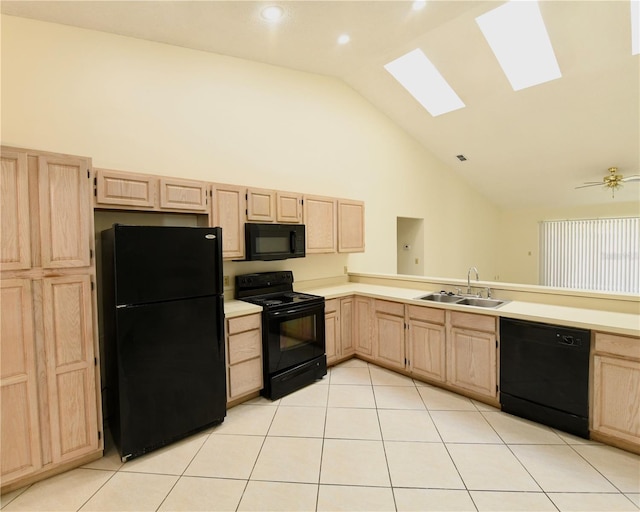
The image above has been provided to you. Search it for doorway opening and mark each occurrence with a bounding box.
[397,217,424,276]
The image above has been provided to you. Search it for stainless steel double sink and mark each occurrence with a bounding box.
[416,292,507,309]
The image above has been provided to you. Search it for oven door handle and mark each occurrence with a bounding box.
[290,231,296,254]
[270,303,323,317]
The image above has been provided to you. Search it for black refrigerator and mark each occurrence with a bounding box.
[101,225,226,462]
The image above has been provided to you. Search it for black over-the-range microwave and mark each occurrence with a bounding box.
[242,223,306,261]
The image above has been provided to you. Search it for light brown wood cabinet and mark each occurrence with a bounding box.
[338,199,365,253]
[447,311,497,400]
[211,183,246,260]
[95,168,156,209]
[276,191,303,223]
[159,177,208,212]
[247,188,276,222]
[0,147,102,494]
[325,297,355,366]
[407,305,446,383]
[592,332,640,452]
[95,168,208,213]
[1,151,31,271]
[373,300,406,371]
[226,313,263,403]
[303,195,337,253]
[354,296,373,356]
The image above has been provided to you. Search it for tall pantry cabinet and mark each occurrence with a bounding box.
[1,147,102,493]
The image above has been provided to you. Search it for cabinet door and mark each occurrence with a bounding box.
[409,319,446,382]
[325,307,339,365]
[211,184,245,260]
[247,188,276,222]
[1,151,31,270]
[42,275,99,464]
[38,155,92,269]
[354,297,373,356]
[340,297,355,357]
[159,178,208,212]
[447,327,497,399]
[0,279,42,483]
[373,302,406,371]
[276,191,302,224]
[303,195,337,253]
[592,355,640,444]
[95,168,157,208]
[338,199,365,253]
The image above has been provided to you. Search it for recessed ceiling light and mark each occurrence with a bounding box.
[337,34,351,45]
[476,1,561,91]
[412,1,427,11]
[261,5,284,22]
[632,0,640,55]
[384,48,465,117]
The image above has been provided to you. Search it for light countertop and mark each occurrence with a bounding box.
[224,282,639,337]
[308,283,640,338]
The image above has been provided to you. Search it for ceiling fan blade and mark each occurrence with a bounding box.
[622,174,640,182]
[575,183,604,189]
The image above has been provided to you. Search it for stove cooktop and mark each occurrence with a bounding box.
[243,291,323,308]
[235,271,324,310]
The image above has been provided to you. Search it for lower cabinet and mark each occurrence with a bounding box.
[325,297,355,366]
[1,275,101,492]
[373,300,406,371]
[354,296,373,356]
[447,311,497,400]
[591,332,640,451]
[407,305,446,383]
[226,313,263,402]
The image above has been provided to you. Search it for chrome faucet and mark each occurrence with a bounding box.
[467,266,479,295]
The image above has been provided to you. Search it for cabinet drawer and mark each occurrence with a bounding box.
[228,329,261,365]
[375,299,404,317]
[594,332,640,360]
[228,358,263,399]
[228,314,261,335]
[325,298,338,314]
[450,311,495,332]
[407,305,444,325]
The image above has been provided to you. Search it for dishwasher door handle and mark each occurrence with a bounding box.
[558,334,581,346]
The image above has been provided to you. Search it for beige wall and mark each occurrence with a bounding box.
[2,15,500,284]
[498,201,640,284]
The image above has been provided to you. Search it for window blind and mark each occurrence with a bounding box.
[539,217,639,294]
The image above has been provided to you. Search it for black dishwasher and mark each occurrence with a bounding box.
[500,318,591,438]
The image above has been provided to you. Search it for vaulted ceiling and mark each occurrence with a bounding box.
[2,1,639,209]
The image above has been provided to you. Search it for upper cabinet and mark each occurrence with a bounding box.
[94,168,363,256]
[1,151,31,271]
[276,191,303,224]
[303,195,337,253]
[39,155,93,269]
[246,188,276,222]
[211,183,245,260]
[338,199,365,253]
[95,168,156,209]
[246,188,302,224]
[95,169,208,213]
[158,178,208,212]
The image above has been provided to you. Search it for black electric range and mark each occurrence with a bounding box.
[235,271,327,399]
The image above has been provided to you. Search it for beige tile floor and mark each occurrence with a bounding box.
[2,359,639,512]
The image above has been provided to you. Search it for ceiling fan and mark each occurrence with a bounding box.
[576,167,640,197]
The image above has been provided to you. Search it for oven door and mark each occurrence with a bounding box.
[265,301,325,374]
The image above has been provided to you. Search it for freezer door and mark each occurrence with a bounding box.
[113,295,226,459]
[105,225,223,305]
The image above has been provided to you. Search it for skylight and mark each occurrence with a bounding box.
[476,1,561,91]
[384,49,465,117]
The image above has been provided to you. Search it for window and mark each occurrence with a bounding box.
[540,217,639,294]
